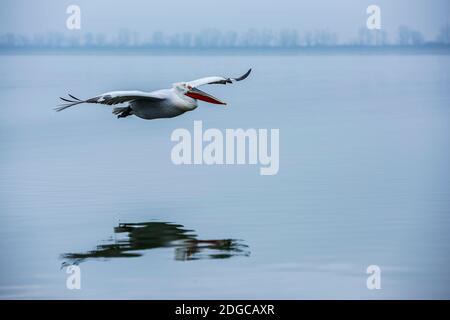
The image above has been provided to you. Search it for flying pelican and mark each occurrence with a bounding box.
[56,69,251,120]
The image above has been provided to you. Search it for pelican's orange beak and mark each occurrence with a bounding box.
[185,87,226,105]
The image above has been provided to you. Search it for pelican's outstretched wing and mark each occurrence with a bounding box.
[55,90,166,112]
[187,69,252,88]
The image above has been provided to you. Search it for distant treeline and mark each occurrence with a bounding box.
[1,25,449,49]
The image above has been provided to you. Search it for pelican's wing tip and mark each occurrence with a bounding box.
[55,94,85,112]
[234,68,252,81]
[54,106,65,112]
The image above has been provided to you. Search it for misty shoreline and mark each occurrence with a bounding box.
[1,45,450,56]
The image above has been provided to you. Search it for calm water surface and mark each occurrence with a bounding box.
[0,52,449,298]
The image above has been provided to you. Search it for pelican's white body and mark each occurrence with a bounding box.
[130,87,197,120]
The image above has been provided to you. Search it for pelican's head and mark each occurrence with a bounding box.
[174,82,226,105]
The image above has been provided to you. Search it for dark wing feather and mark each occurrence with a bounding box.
[55,91,165,112]
[233,68,252,81]
[210,68,252,85]
[188,69,252,87]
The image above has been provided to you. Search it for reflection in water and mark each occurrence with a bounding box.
[61,221,250,265]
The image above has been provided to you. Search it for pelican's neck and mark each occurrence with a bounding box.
[172,87,197,111]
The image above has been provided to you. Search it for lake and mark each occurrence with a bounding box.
[0,50,449,299]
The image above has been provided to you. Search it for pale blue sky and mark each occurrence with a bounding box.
[1,0,449,41]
